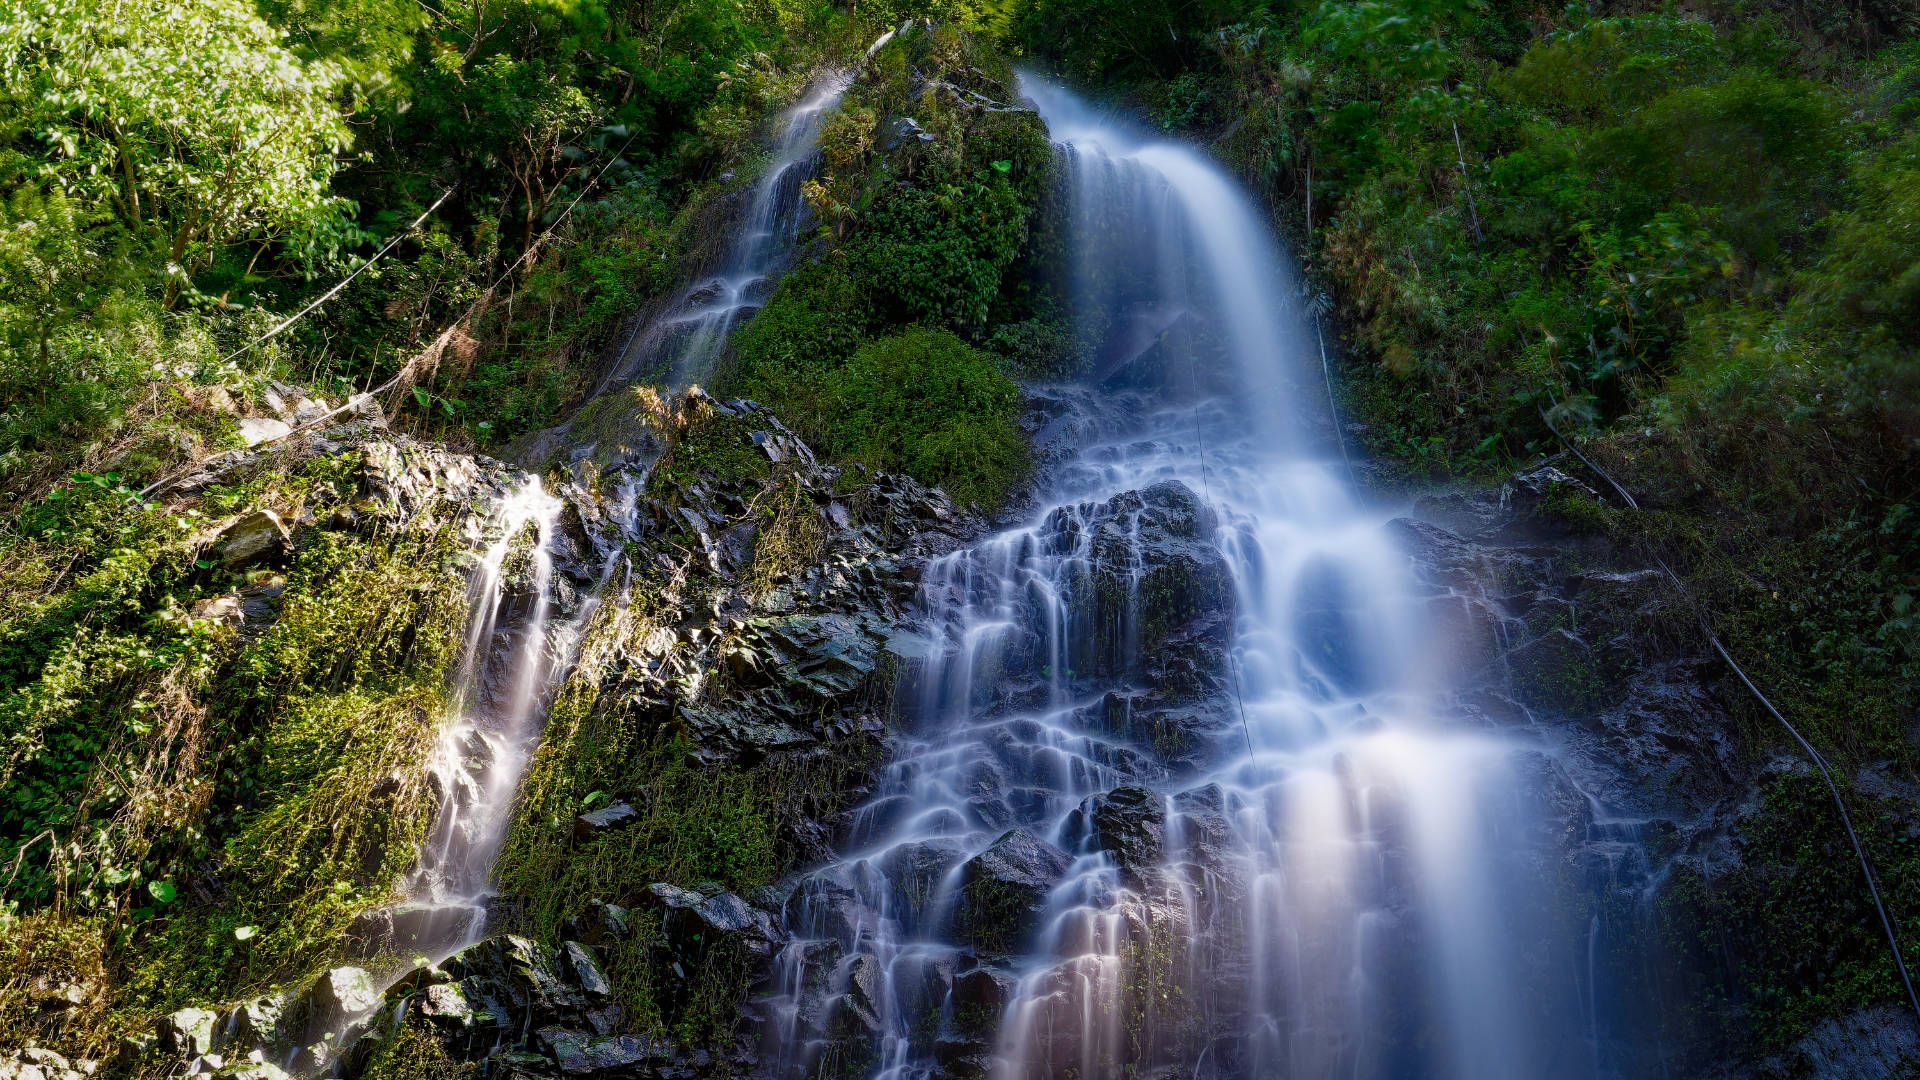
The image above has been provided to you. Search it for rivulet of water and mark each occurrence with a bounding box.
[596,70,853,393]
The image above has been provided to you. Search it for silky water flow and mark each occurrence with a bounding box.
[763,75,1634,1080]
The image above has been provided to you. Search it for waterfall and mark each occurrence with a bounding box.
[397,476,566,958]
[596,69,853,393]
[766,76,1605,1079]
[377,24,904,990]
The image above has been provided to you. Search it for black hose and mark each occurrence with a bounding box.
[1539,404,1920,1026]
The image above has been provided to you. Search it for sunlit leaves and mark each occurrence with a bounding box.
[0,0,352,288]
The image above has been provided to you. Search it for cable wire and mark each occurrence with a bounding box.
[1179,348,1258,764]
[218,187,455,367]
[140,130,641,500]
[1537,402,1920,1026]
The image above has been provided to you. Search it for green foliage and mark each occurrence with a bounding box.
[726,257,875,431]
[1800,132,1920,345]
[358,1021,479,1080]
[0,444,491,1043]
[1015,0,1267,80]
[0,0,353,294]
[819,330,1027,506]
[718,28,1050,507]
[1677,771,1920,1048]
[654,409,774,496]
[498,692,787,1042]
[857,173,1028,329]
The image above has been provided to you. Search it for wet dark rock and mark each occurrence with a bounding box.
[535,1028,676,1076]
[836,955,887,1041]
[560,942,614,1001]
[562,900,632,946]
[1081,785,1165,882]
[875,838,968,934]
[333,936,637,1078]
[887,116,937,148]
[1755,1005,1920,1079]
[641,882,778,961]
[572,801,639,839]
[1074,481,1234,678]
[782,876,867,951]
[955,829,1072,954]
[1507,626,1599,714]
[950,966,1016,1033]
[439,935,589,1017]
[1410,461,1603,544]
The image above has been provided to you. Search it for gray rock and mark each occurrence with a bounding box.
[535,1028,675,1076]
[829,955,886,1042]
[236,417,292,447]
[642,882,777,954]
[562,900,631,946]
[1760,1005,1920,1079]
[310,967,380,1022]
[158,1008,218,1057]
[875,838,968,934]
[223,992,289,1050]
[214,510,291,569]
[415,983,474,1028]
[0,1047,87,1080]
[955,829,1072,954]
[572,801,639,839]
[560,942,613,1001]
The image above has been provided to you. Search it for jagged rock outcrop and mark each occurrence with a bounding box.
[954,829,1073,955]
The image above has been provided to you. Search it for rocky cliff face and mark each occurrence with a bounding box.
[1409,466,1920,1079]
[17,387,1917,1080]
[105,390,980,1080]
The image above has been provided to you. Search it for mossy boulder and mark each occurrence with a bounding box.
[954,829,1071,956]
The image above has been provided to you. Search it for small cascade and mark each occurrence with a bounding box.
[765,75,1645,1080]
[399,477,566,957]
[597,70,853,392]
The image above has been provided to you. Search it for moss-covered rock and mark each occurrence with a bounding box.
[953,829,1071,955]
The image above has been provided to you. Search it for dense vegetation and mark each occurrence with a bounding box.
[0,0,1916,1067]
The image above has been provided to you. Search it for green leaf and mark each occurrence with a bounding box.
[412,386,431,410]
[148,880,177,903]
[234,925,258,941]
[991,160,1012,173]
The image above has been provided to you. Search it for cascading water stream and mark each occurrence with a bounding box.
[398,477,566,957]
[358,26,900,1007]
[241,28,910,1072]
[370,31,898,973]
[596,69,854,393]
[767,76,1614,1079]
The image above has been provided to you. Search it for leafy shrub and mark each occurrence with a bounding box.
[723,257,875,431]
[819,329,1026,506]
[0,0,353,296]
[855,173,1028,331]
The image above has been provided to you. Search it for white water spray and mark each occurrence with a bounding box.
[401,478,565,953]
[767,76,1603,1079]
